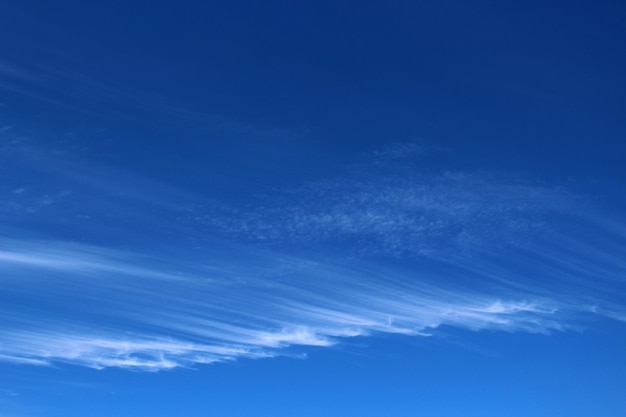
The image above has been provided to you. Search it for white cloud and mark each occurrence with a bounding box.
[1,140,624,371]
[1,233,619,370]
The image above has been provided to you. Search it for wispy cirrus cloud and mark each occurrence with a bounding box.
[0,57,308,147]
[1,140,625,371]
[1,226,622,371]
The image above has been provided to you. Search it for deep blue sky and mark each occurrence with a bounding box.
[1,1,625,416]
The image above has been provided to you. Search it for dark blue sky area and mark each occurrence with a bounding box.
[2,1,625,185]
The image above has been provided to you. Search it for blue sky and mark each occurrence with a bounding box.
[1,1,625,416]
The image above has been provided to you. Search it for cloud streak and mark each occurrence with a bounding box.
[1,141,625,370]
[1,228,621,371]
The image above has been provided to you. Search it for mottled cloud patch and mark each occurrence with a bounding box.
[202,169,578,259]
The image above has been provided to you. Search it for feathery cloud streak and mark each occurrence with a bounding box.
[1,140,625,370]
